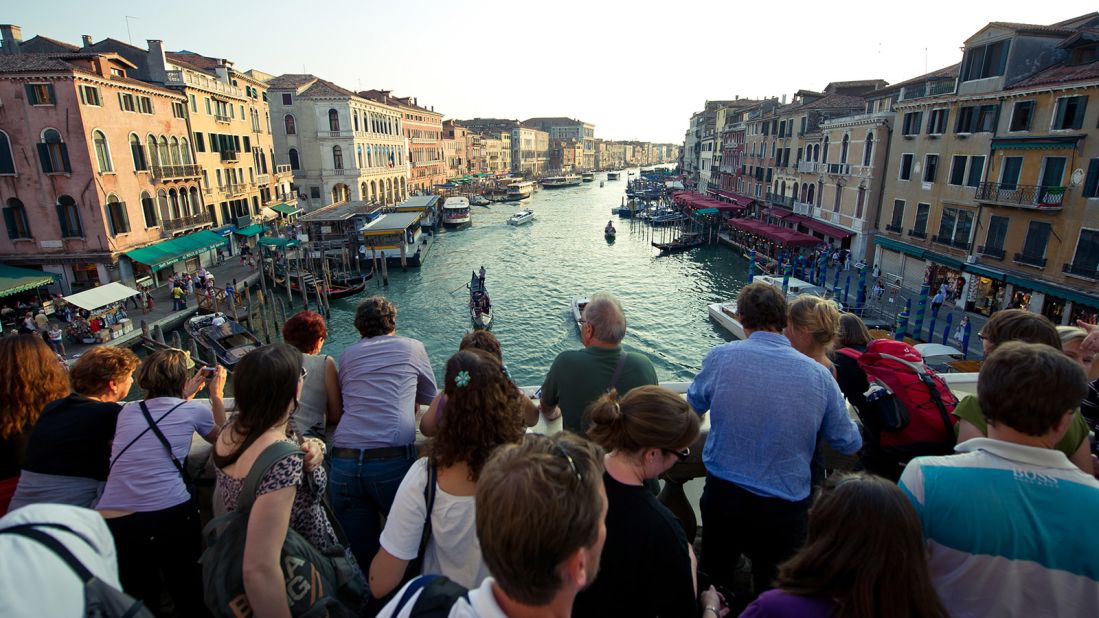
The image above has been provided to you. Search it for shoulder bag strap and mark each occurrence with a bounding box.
[418,461,437,561]
[109,401,185,472]
[139,401,191,487]
[0,526,95,583]
[606,352,629,392]
[392,575,440,616]
[237,440,302,512]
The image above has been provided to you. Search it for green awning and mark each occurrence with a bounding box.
[0,264,60,298]
[923,250,964,270]
[258,237,299,248]
[990,135,1082,150]
[233,224,265,237]
[1006,274,1099,309]
[270,203,301,217]
[696,208,720,215]
[964,263,1007,281]
[873,235,926,260]
[124,230,226,272]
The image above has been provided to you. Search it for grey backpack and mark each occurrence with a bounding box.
[0,523,153,617]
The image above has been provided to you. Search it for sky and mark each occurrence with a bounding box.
[5,1,1097,143]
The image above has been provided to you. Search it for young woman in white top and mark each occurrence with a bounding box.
[369,348,527,599]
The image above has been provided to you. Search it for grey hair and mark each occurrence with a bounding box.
[584,293,627,344]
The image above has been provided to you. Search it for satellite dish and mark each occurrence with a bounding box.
[1071,168,1085,186]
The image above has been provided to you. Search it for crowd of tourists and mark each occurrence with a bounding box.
[1,287,1097,617]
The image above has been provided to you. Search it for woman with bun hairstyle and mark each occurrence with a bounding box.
[786,296,842,376]
[573,385,709,618]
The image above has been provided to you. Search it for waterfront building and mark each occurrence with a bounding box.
[0,32,200,292]
[550,138,584,173]
[873,13,1099,323]
[512,125,550,176]
[467,131,511,175]
[361,90,444,193]
[442,120,469,178]
[267,76,408,209]
[523,117,595,169]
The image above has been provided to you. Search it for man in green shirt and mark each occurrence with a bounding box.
[540,293,658,434]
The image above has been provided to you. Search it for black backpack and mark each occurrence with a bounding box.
[390,575,468,617]
[200,441,365,617]
[0,523,154,618]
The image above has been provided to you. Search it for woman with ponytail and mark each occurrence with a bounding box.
[786,296,842,377]
[573,385,705,617]
[368,348,526,601]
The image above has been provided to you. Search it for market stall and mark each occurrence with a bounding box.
[61,282,139,344]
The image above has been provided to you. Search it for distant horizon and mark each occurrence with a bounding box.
[3,1,1096,143]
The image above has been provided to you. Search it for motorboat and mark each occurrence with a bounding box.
[571,297,589,330]
[541,175,582,189]
[184,313,262,368]
[607,171,621,181]
[653,232,703,253]
[442,197,472,228]
[707,275,839,339]
[507,208,535,226]
[469,271,492,329]
[469,194,491,207]
[582,173,594,182]
[506,181,535,200]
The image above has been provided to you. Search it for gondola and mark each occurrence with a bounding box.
[469,271,493,329]
[653,232,703,253]
[273,270,367,299]
[184,313,262,369]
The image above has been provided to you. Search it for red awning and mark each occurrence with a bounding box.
[727,218,819,247]
[764,207,794,219]
[787,214,855,238]
[674,191,747,212]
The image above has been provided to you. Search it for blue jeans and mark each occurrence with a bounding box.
[327,449,417,568]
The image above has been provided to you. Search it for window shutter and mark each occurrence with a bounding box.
[119,202,130,233]
[60,144,71,172]
[46,84,55,103]
[37,143,53,173]
[1072,97,1088,130]
[56,203,69,237]
[24,85,37,104]
[210,133,219,152]
[1053,100,1066,129]
[3,207,16,238]
[1084,159,1099,198]
[243,136,250,152]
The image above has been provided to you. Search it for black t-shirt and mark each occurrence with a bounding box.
[21,395,122,481]
[573,472,696,618]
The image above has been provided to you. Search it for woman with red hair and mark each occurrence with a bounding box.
[282,311,342,440]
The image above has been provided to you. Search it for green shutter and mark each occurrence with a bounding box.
[24,84,38,105]
[1072,97,1088,130]
[3,207,16,238]
[1084,159,1099,198]
[243,136,251,152]
[36,143,52,173]
[119,201,131,233]
[56,203,69,237]
[60,144,71,172]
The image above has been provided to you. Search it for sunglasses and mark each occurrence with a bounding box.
[300,366,308,380]
[664,447,691,461]
[555,442,582,482]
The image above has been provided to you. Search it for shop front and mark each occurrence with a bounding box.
[61,282,139,344]
[1004,273,1099,325]
[123,230,226,287]
[963,264,1008,317]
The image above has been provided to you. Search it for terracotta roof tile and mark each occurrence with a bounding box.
[870,64,960,97]
[301,78,358,99]
[0,53,76,73]
[1009,60,1099,89]
[265,73,317,89]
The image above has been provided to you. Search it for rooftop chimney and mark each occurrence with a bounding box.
[81,35,92,48]
[146,40,167,84]
[0,25,23,55]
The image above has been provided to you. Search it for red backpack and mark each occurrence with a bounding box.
[837,339,958,462]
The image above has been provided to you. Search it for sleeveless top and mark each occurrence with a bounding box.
[292,354,331,440]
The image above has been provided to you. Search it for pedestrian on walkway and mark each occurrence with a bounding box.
[46,323,65,356]
[931,287,947,314]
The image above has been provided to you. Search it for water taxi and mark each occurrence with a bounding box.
[506,181,535,200]
[607,171,621,181]
[442,197,472,228]
[571,297,589,330]
[541,175,582,189]
[507,208,535,226]
[582,173,594,182]
[470,194,491,207]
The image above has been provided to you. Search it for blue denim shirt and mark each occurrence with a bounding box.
[688,331,862,501]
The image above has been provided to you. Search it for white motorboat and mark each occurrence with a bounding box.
[470,195,491,206]
[507,208,535,226]
[442,197,471,228]
[607,171,621,180]
[572,296,589,331]
[582,173,594,182]
[708,275,838,339]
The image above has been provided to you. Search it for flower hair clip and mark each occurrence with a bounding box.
[454,370,471,388]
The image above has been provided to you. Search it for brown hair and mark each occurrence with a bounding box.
[431,349,525,479]
[980,309,1060,351]
[777,473,948,618]
[587,385,699,455]
[736,282,787,332]
[354,296,396,338]
[476,433,605,606]
[282,311,328,353]
[979,341,1087,437]
[215,344,302,468]
[837,313,871,348]
[0,335,69,439]
[459,330,502,361]
[136,348,191,399]
[788,295,841,349]
[69,347,140,398]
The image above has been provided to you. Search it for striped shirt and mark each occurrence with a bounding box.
[900,438,1099,617]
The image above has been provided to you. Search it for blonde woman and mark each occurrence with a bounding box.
[786,296,842,377]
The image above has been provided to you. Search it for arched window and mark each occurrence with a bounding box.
[0,131,14,174]
[353,112,360,132]
[329,109,340,132]
[367,146,373,168]
[284,114,296,135]
[158,136,171,168]
[288,148,300,170]
[140,190,157,227]
[170,137,182,165]
[356,145,363,168]
[129,133,147,171]
[169,189,181,219]
[56,195,83,238]
[812,144,819,162]
[147,134,159,167]
[791,182,799,201]
[104,193,130,235]
[189,188,201,216]
[840,135,849,164]
[92,130,113,173]
[863,132,874,167]
[157,190,170,223]
[806,184,815,205]
[39,128,70,173]
[3,198,32,239]
[332,146,343,170]
[180,137,192,165]
[822,137,830,164]
[360,182,367,200]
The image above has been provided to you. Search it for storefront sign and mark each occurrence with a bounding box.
[39,240,63,249]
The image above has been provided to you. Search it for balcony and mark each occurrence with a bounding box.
[826,163,851,176]
[163,70,245,98]
[797,161,820,174]
[317,130,352,139]
[150,164,201,181]
[255,173,270,186]
[766,192,794,208]
[160,211,212,232]
[222,183,247,197]
[977,245,1005,260]
[1063,262,1099,280]
[220,150,239,162]
[932,235,971,250]
[214,113,232,124]
[975,183,1066,210]
[907,229,928,239]
[1013,252,1047,268]
[275,164,292,176]
[792,200,814,216]
[885,224,903,234]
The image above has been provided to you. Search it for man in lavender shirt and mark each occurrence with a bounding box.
[330,296,437,567]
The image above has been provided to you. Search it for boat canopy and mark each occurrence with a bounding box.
[63,281,139,311]
[0,264,59,298]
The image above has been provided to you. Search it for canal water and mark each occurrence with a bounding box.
[316,171,750,387]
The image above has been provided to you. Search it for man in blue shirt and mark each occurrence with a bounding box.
[688,282,861,599]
